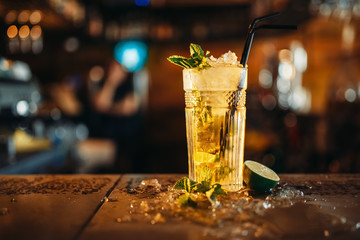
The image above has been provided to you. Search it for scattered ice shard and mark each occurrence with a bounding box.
[139,179,161,189]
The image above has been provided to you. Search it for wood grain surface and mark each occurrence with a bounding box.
[0,174,359,240]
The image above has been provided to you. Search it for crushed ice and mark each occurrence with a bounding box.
[114,178,357,239]
[208,51,239,66]
[139,179,161,189]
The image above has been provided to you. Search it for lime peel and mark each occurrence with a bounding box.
[243,160,280,192]
[246,160,280,181]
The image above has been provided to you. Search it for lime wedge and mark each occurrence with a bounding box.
[243,160,280,192]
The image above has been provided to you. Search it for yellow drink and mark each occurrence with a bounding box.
[183,65,247,191]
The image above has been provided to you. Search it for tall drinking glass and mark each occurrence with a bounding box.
[183,65,247,191]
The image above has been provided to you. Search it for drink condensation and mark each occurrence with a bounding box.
[183,64,247,191]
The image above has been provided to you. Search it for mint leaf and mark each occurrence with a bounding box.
[167,56,195,69]
[197,57,212,70]
[177,192,189,205]
[167,43,212,70]
[190,43,204,58]
[205,187,217,204]
[205,184,227,205]
[173,177,187,190]
[185,177,197,192]
[187,195,198,207]
[205,51,210,58]
[173,177,227,207]
[173,177,197,192]
[212,183,227,196]
[194,180,211,193]
[176,192,197,207]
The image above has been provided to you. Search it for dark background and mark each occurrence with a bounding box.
[0,0,359,174]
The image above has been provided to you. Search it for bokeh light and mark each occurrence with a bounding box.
[258,69,273,89]
[18,10,31,24]
[29,10,42,24]
[293,46,307,72]
[344,88,356,102]
[19,25,30,39]
[16,100,30,116]
[278,61,294,80]
[89,65,105,82]
[64,37,80,52]
[135,0,151,7]
[278,49,292,62]
[5,10,17,24]
[114,41,148,72]
[276,76,291,93]
[7,25,18,38]
[261,94,277,111]
[30,25,42,40]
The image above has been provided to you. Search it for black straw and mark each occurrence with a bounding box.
[249,12,281,29]
[240,13,297,67]
[254,24,298,31]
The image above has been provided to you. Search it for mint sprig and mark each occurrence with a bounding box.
[167,43,212,70]
[173,177,197,192]
[173,177,227,207]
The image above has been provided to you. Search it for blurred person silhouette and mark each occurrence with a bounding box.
[87,59,146,173]
[93,60,138,116]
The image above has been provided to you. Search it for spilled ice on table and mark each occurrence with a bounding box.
[115,179,360,239]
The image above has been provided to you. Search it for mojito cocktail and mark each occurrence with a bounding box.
[168,44,247,192]
[183,51,247,191]
[169,14,294,194]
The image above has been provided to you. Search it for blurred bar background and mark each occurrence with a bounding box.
[0,0,359,174]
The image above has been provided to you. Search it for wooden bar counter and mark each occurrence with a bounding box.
[0,174,359,240]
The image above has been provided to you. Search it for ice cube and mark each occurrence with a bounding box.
[139,179,161,189]
[208,51,239,66]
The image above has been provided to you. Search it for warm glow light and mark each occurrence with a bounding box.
[261,94,277,111]
[278,49,292,62]
[5,10,17,24]
[29,10,42,24]
[289,87,306,110]
[64,37,80,52]
[278,93,289,109]
[342,23,355,51]
[276,76,291,93]
[293,47,307,72]
[0,59,12,71]
[18,10,31,24]
[19,25,30,39]
[278,62,295,80]
[258,69,273,89]
[89,65,105,82]
[7,25,18,38]
[345,88,356,102]
[30,25,42,40]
